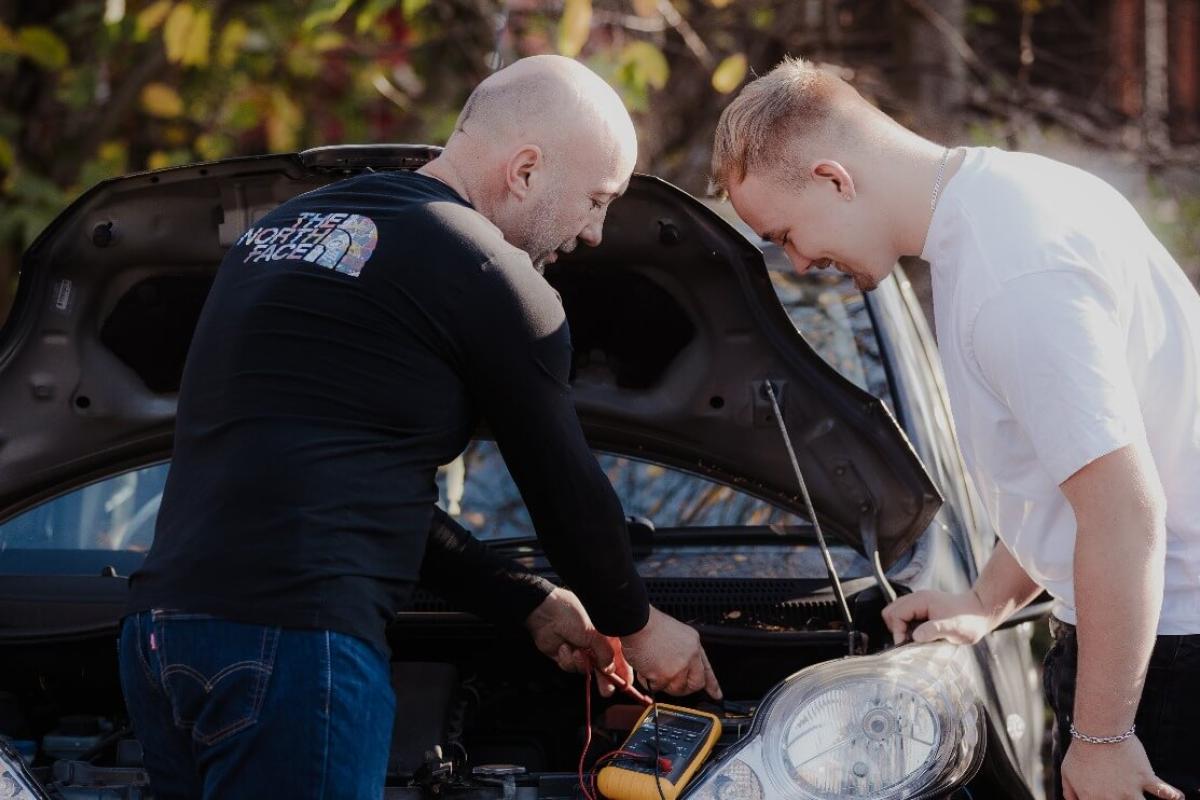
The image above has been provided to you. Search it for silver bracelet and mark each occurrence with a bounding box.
[1069,722,1136,745]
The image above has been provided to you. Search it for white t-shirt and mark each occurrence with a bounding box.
[922,146,1200,634]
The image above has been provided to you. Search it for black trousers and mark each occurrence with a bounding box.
[1043,617,1200,799]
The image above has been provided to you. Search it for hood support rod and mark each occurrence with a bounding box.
[762,380,855,634]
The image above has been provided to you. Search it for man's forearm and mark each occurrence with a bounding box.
[972,541,1043,629]
[1071,505,1164,736]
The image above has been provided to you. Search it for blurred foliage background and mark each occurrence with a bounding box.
[1,0,1198,325]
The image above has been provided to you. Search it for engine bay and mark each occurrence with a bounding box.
[0,577,894,799]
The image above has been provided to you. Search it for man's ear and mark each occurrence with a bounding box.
[505,145,543,201]
[810,159,855,201]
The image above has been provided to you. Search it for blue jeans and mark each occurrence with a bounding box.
[118,610,395,799]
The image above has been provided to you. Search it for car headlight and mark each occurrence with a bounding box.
[0,738,50,800]
[685,643,985,800]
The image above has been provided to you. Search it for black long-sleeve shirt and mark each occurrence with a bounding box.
[127,170,649,653]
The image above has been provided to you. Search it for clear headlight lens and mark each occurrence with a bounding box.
[0,738,50,800]
[685,644,985,800]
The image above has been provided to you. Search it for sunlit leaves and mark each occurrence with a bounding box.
[147,148,192,170]
[619,41,669,91]
[164,4,211,67]
[558,0,592,58]
[76,140,129,190]
[711,52,747,93]
[134,0,174,41]
[217,19,249,67]
[303,0,356,32]
[140,83,185,118]
[194,132,233,161]
[0,25,70,70]
[357,0,399,33]
[266,89,302,152]
[402,0,430,20]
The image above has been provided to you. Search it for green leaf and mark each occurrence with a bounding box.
[76,140,129,191]
[194,132,233,161]
[750,8,774,29]
[357,0,399,33]
[0,136,13,173]
[401,0,430,20]
[557,0,591,58]
[16,26,69,70]
[135,1,174,41]
[303,0,356,32]
[619,41,669,91]
[711,52,747,94]
[140,82,184,118]
[217,19,248,67]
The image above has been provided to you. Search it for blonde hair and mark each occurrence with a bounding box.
[710,57,849,195]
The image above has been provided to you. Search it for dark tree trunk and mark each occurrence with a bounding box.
[1168,0,1200,143]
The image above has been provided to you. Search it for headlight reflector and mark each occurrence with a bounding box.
[686,644,985,800]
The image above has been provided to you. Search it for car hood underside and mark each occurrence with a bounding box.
[0,145,941,568]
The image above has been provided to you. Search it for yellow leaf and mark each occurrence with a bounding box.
[183,6,211,66]
[147,150,173,170]
[303,0,356,32]
[162,3,192,63]
[711,52,747,94]
[0,135,13,172]
[194,132,231,161]
[357,0,399,33]
[266,89,302,152]
[708,0,734,7]
[401,0,429,20]
[217,19,248,67]
[163,4,209,67]
[17,26,69,70]
[557,0,591,58]
[135,1,173,41]
[140,82,184,118]
[619,41,669,90]
[631,0,658,17]
[312,31,346,52]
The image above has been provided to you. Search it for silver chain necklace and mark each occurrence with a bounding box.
[930,147,952,213]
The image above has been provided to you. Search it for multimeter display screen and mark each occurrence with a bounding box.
[647,713,708,733]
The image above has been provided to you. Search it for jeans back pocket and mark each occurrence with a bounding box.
[153,614,281,746]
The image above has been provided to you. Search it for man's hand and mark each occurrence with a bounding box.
[881,589,997,646]
[1060,737,1183,800]
[524,588,634,697]
[620,606,721,700]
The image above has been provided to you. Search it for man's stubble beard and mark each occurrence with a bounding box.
[521,185,570,271]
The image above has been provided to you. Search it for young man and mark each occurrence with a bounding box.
[712,57,1199,800]
[121,55,719,799]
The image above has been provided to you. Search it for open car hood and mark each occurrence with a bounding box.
[0,145,941,568]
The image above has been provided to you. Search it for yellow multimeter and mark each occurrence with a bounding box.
[596,704,722,800]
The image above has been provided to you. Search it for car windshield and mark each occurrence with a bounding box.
[0,258,891,569]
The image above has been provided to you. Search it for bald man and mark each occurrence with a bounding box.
[712,58,1200,800]
[120,56,719,800]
